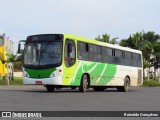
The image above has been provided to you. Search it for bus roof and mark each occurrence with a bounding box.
[63,34,142,54]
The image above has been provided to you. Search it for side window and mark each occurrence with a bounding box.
[96,46,102,62]
[115,49,123,57]
[125,51,132,59]
[102,47,112,56]
[114,49,123,65]
[102,47,113,63]
[78,42,89,60]
[132,53,142,67]
[64,39,76,67]
[89,44,97,61]
[124,51,132,66]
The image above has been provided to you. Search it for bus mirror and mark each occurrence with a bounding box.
[18,43,21,53]
[68,43,73,53]
[18,40,26,53]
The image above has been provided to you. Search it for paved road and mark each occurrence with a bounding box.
[0,85,160,111]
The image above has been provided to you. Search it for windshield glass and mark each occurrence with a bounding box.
[24,42,62,67]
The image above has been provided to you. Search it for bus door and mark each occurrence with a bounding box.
[63,39,78,85]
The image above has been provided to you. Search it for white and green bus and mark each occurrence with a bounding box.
[18,34,143,92]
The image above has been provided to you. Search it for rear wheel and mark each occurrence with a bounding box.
[46,85,55,92]
[117,77,130,92]
[79,74,89,92]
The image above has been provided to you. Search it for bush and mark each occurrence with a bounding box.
[14,61,22,72]
[143,79,160,87]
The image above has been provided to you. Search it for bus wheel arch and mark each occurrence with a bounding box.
[79,73,90,92]
[126,75,131,86]
[117,76,130,92]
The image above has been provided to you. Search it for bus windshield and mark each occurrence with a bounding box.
[24,42,62,68]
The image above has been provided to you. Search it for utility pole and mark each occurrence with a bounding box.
[158,68,160,83]
[154,56,156,80]
[154,55,159,80]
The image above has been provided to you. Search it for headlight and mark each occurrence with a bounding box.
[50,69,62,78]
[23,71,29,77]
[50,72,56,78]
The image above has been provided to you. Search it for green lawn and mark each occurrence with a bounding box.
[143,79,160,87]
[0,77,23,85]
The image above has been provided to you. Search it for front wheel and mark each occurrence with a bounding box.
[79,74,89,92]
[46,85,55,92]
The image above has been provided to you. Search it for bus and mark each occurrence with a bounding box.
[18,34,143,92]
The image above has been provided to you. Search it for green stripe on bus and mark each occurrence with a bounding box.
[71,62,117,86]
[25,68,56,78]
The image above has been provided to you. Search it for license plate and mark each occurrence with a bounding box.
[35,81,43,84]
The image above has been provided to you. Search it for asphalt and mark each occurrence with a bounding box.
[0,86,160,119]
[0,86,159,111]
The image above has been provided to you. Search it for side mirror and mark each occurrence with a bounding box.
[18,43,21,53]
[18,40,26,53]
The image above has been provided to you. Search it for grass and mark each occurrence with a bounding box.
[0,77,23,85]
[143,79,160,87]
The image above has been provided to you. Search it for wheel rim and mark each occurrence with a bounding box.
[125,81,129,91]
[83,75,88,91]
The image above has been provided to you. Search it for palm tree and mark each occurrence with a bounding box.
[119,31,153,80]
[95,33,118,44]
[143,31,160,79]
[147,40,160,79]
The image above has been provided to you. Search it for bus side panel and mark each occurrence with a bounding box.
[70,61,117,86]
[70,61,143,87]
[106,65,143,86]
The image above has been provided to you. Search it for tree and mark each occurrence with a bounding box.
[95,33,118,44]
[119,31,160,80]
[141,31,160,79]
[119,35,137,49]
[6,54,18,81]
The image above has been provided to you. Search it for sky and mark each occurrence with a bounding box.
[0,0,160,54]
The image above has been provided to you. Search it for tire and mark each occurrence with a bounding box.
[93,87,105,91]
[117,77,130,92]
[46,85,55,92]
[79,74,89,92]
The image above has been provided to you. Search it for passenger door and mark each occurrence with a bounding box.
[63,39,78,85]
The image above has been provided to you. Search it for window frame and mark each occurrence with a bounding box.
[64,39,76,67]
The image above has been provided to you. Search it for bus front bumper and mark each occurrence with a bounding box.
[23,76,62,85]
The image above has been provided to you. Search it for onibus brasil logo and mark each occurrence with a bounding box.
[2,112,42,118]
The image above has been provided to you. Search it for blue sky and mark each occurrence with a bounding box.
[0,0,160,53]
